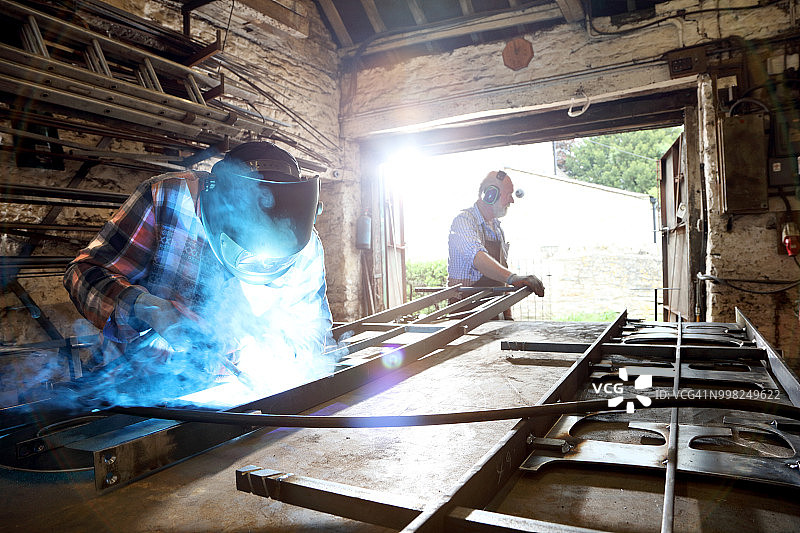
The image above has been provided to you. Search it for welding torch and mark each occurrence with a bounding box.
[166,300,258,390]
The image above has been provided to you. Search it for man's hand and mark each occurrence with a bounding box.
[133,293,211,352]
[507,274,545,297]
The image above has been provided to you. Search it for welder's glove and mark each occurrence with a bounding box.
[507,274,545,297]
[132,293,212,353]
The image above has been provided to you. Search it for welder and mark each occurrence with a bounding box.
[63,142,332,393]
[447,170,544,318]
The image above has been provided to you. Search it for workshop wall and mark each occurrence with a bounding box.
[342,1,795,139]
[1,0,364,368]
[698,74,800,361]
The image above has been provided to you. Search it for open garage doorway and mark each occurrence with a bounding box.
[379,127,682,321]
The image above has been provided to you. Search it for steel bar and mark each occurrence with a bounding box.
[0,183,128,205]
[415,289,503,323]
[331,285,462,339]
[0,145,176,174]
[236,466,425,530]
[0,256,73,270]
[0,335,99,357]
[0,73,217,142]
[6,279,81,379]
[660,317,682,533]
[0,107,198,149]
[1,222,103,233]
[337,323,445,333]
[500,341,766,360]
[235,468,605,532]
[737,308,800,406]
[114,396,800,429]
[446,507,607,533]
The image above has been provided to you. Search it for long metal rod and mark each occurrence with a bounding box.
[332,285,462,338]
[501,341,766,360]
[236,465,425,530]
[660,316,682,533]
[0,182,128,204]
[737,308,800,406]
[114,395,800,429]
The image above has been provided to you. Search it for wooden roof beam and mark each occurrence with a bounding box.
[341,3,562,58]
[361,0,387,33]
[554,0,585,23]
[316,0,353,46]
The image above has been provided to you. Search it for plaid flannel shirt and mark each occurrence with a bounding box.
[63,171,331,349]
[447,203,509,284]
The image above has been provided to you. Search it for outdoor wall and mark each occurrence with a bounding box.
[501,170,661,321]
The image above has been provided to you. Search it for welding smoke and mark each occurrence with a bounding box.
[31,173,335,411]
[90,231,331,409]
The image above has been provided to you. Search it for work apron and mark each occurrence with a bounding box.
[449,230,512,319]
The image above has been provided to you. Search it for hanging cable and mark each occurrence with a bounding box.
[587,1,782,36]
[697,273,800,294]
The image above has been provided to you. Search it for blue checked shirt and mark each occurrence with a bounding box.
[447,203,509,284]
[64,171,331,351]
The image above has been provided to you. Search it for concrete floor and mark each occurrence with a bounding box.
[1,320,798,532]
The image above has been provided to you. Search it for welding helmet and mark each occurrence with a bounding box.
[200,142,321,285]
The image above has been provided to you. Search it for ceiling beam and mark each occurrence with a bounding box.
[554,0,585,23]
[360,0,386,33]
[341,3,562,58]
[406,0,435,53]
[316,0,353,46]
[458,0,481,44]
[406,0,428,25]
[458,0,474,16]
[362,90,694,157]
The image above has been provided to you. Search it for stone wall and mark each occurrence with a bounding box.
[509,246,662,321]
[1,0,365,370]
[342,1,796,139]
[697,76,800,360]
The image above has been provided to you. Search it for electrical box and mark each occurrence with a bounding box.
[769,157,799,187]
[718,113,769,214]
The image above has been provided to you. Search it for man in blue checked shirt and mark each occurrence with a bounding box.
[447,170,545,317]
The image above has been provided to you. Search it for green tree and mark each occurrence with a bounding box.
[406,259,448,300]
[560,127,682,196]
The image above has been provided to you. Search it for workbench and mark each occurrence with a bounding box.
[3,317,800,532]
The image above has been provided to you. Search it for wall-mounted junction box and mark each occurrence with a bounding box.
[719,113,769,214]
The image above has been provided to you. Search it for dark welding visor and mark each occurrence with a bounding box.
[200,160,321,285]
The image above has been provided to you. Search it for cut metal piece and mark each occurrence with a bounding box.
[520,414,800,489]
[236,466,424,530]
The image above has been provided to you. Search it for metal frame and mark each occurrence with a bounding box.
[0,285,531,492]
[236,310,800,532]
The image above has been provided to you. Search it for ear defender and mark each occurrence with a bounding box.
[482,185,500,204]
[481,170,507,204]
